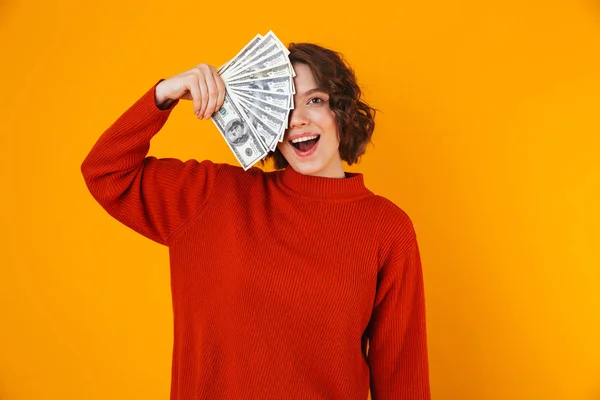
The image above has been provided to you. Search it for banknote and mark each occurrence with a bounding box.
[236,96,286,137]
[227,48,289,81]
[223,30,289,79]
[211,92,268,170]
[235,92,289,126]
[236,100,281,151]
[233,42,280,72]
[230,95,271,149]
[227,75,292,95]
[229,63,291,83]
[218,34,263,76]
[229,88,292,109]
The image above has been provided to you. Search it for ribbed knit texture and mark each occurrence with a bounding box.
[81,81,431,400]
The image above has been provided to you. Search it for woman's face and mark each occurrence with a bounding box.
[277,63,344,178]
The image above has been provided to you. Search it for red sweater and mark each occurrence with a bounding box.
[81,82,431,400]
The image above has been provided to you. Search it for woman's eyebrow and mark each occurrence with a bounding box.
[298,88,324,97]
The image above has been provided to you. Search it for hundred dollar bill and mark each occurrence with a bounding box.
[235,92,290,127]
[223,30,289,78]
[258,31,296,79]
[234,42,280,71]
[218,34,263,76]
[229,88,292,109]
[237,96,286,138]
[227,47,289,81]
[227,75,292,95]
[229,62,291,83]
[237,100,281,151]
[264,30,291,54]
[211,92,268,170]
[229,94,270,149]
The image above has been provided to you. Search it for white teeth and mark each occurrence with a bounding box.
[291,135,318,144]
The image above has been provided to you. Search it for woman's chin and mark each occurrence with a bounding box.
[289,162,321,176]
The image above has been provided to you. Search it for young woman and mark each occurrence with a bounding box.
[81,42,431,400]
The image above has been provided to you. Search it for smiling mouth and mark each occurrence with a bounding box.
[290,135,321,152]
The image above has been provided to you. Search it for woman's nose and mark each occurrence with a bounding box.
[289,107,309,129]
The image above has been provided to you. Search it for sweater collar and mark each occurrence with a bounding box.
[277,166,372,201]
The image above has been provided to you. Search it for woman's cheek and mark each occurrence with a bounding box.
[309,108,328,123]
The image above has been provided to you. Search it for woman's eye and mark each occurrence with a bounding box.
[309,97,324,104]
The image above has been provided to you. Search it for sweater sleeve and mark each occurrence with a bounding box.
[368,238,431,400]
[80,81,222,247]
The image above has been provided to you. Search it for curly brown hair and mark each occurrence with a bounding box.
[262,42,376,169]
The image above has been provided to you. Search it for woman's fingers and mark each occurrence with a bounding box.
[158,63,224,119]
[195,65,210,118]
[203,69,219,119]
[211,65,226,113]
[188,76,203,119]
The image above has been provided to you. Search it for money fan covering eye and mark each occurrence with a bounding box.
[211,30,297,171]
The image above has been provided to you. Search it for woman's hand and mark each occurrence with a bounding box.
[155,63,226,119]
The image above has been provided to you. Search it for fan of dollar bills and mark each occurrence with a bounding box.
[211,31,296,170]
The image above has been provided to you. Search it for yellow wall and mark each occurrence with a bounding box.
[1,0,599,399]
